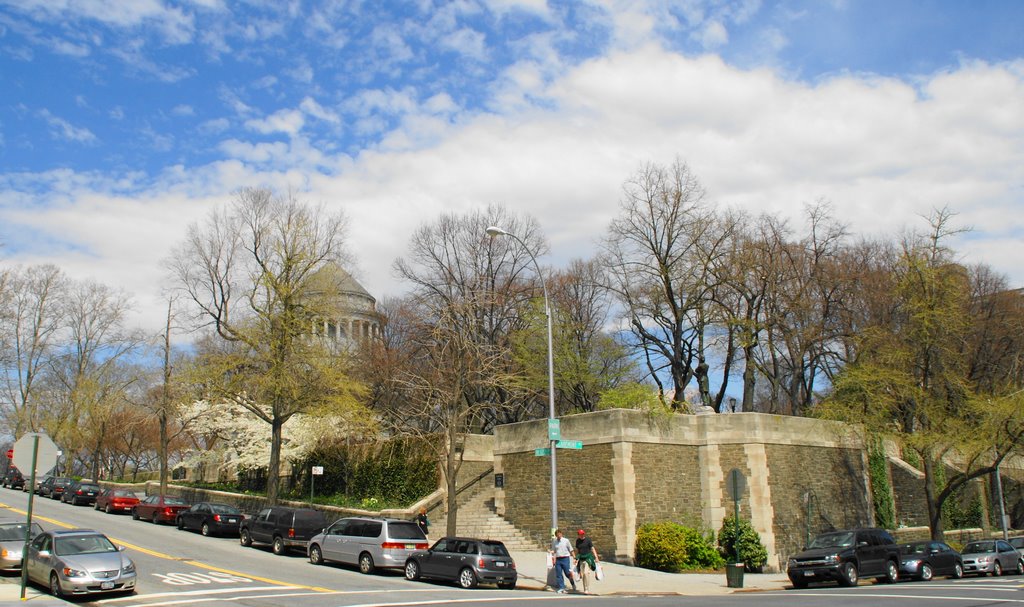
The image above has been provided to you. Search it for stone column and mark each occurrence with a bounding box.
[744,443,779,571]
[611,441,637,563]
[701,444,726,532]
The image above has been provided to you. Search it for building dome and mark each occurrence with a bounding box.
[305,263,380,347]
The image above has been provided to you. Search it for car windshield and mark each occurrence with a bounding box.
[210,504,240,514]
[900,543,928,555]
[0,523,42,541]
[163,497,188,505]
[79,484,100,491]
[388,522,426,540]
[963,541,995,554]
[55,535,117,555]
[808,532,854,549]
[113,489,136,497]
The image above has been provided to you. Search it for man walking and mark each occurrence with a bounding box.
[575,529,600,594]
[550,529,577,593]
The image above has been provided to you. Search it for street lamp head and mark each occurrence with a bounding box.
[485,226,508,237]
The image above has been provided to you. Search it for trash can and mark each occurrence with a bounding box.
[726,563,745,588]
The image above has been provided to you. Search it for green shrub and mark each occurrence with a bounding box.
[718,516,768,570]
[635,522,725,572]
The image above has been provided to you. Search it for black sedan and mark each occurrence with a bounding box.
[404,537,516,589]
[899,540,963,580]
[176,502,245,537]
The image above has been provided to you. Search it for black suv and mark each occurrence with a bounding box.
[1,467,24,490]
[240,507,327,555]
[787,528,900,588]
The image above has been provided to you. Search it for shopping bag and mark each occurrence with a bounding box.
[545,553,554,569]
[595,563,604,581]
[571,568,580,582]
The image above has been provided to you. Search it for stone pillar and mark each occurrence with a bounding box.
[701,444,727,532]
[744,443,779,571]
[611,441,637,563]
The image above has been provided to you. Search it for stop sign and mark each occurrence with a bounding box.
[11,434,60,476]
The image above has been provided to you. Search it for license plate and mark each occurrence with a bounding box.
[494,561,506,568]
[803,571,813,576]
[405,544,415,549]
[226,518,237,523]
[100,582,114,590]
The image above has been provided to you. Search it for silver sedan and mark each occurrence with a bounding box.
[960,539,1023,577]
[0,521,44,571]
[24,529,136,598]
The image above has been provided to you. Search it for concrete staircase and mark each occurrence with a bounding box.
[429,474,545,551]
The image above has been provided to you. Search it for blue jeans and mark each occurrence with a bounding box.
[555,556,575,590]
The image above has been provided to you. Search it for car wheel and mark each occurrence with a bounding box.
[404,559,420,580]
[152,512,161,524]
[994,562,1003,577]
[883,560,898,583]
[839,562,859,587]
[201,522,211,537]
[105,504,113,514]
[272,536,287,555]
[919,563,933,581]
[132,508,139,520]
[176,517,185,530]
[309,545,324,566]
[1016,560,1023,576]
[953,562,963,579]
[49,572,64,598]
[458,567,478,589]
[240,529,252,547]
[497,580,516,590]
[359,553,375,574]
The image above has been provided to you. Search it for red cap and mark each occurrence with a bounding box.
[577,529,585,535]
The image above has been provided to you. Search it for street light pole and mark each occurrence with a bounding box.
[486,226,558,535]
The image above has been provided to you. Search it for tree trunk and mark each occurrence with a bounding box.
[923,456,945,540]
[267,416,283,504]
[445,428,459,537]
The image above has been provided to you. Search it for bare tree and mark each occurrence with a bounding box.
[602,160,727,409]
[167,187,363,503]
[0,265,66,437]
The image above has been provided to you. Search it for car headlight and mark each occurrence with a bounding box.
[122,562,136,574]
[787,558,797,568]
[977,556,991,564]
[823,555,839,564]
[62,566,87,578]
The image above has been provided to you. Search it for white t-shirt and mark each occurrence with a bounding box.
[551,536,573,557]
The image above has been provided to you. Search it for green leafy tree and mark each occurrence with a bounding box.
[717,516,768,570]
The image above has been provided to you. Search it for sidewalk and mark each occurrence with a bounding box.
[510,551,790,595]
[0,578,70,606]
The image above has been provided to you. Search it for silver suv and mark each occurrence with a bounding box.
[307,517,428,574]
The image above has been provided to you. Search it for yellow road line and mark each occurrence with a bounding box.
[0,502,332,593]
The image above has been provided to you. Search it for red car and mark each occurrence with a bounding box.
[95,488,140,514]
[132,495,190,524]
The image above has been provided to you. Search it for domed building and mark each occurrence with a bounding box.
[304,263,381,349]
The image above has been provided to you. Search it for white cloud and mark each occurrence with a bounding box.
[299,97,340,124]
[38,109,96,143]
[697,20,729,49]
[244,109,305,135]
[171,104,195,116]
[199,117,230,134]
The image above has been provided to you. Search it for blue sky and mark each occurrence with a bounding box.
[1,0,1022,334]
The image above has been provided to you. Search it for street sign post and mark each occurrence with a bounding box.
[12,433,59,600]
[311,466,324,501]
[547,419,561,441]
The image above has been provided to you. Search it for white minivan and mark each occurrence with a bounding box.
[307,517,428,574]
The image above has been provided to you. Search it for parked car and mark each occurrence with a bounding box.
[39,477,72,500]
[95,488,140,515]
[24,529,136,598]
[61,481,101,506]
[0,521,44,571]
[786,528,900,588]
[898,540,963,580]
[240,507,326,555]
[960,539,1023,576]
[176,502,245,537]
[132,495,190,524]
[404,537,517,589]
[1009,537,1024,551]
[1,467,24,490]
[24,474,50,494]
[308,516,428,573]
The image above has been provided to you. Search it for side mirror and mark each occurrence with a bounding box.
[857,541,869,547]
[118,546,126,552]
[37,550,50,558]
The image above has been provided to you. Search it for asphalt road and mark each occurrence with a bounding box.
[3,488,1024,606]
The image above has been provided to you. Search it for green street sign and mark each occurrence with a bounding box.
[548,419,561,440]
[535,448,552,456]
[556,440,583,449]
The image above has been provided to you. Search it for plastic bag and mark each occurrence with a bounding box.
[595,563,604,581]
[545,553,554,569]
